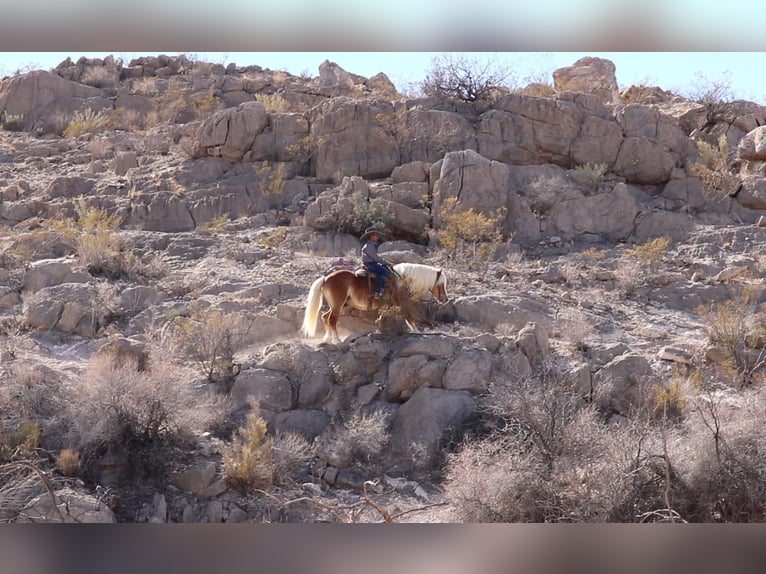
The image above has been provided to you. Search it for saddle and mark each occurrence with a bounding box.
[355,266,386,307]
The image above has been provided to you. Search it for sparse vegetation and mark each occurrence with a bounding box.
[691,134,740,198]
[4,54,766,524]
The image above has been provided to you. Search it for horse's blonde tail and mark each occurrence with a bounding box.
[301,276,325,337]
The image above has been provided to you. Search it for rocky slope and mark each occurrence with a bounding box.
[2,54,766,523]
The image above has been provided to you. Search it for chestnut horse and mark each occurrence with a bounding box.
[300,262,449,343]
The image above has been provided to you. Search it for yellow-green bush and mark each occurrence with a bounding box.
[222,412,275,491]
[63,107,111,138]
[437,196,507,264]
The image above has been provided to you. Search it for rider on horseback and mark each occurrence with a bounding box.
[360,227,394,300]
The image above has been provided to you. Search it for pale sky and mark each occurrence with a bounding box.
[1,52,764,104]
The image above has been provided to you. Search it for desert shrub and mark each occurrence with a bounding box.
[615,237,671,297]
[169,306,254,383]
[198,213,229,236]
[314,409,392,473]
[681,386,766,522]
[55,449,81,477]
[697,294,766,386]
[570,162,608,194]
[67,354,220,481]
[683,70,734,105]
[557,308,596,352]
[222,411,274,491]
[313,194,395,237]
[690,134,739,198]
[446,360,695,522]
[272,431,314,485]
[578,246,608,261]
[436,196,507,268]
[652,375,688,421]
[342,410,391,463]
[257,226,288,249]
[63,107,110,138]
[284,134,322,164]
[626,236,670,266]
[0,364,70,459]
[256,94,291,112]
[525,176,561,216]
[1,112,25,132]
[515,82,555,98]
[420,54,514,102]
[254,161,287,197]
[70,198,135,279]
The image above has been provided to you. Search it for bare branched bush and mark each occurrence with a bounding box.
[681,385,766,522]
[272,431,314,486]
[446,360,693,522]
[0,364,69,458]
[342,410,391,463]
[683,70,734,105]
[315,409,392,472]
[66,354,222,481]
[557,308,595,352]
[421,54,515,102]
[169,306,254,383]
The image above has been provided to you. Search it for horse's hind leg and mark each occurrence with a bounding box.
[321,306,341,343]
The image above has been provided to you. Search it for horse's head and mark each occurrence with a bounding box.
[430,268,449,303]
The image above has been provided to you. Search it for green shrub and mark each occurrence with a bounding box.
[313,194,394,237]
[570,162,608,194]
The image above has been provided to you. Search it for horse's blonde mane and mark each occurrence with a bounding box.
[393,262,444,296]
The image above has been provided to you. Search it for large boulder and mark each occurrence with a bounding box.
[389,387,476,470]
[432,150,541,245]
[738,125,766,161]
[193,101,269,162]
[312,97,400,183]
[553,57,620,104]
[0,70,107,133]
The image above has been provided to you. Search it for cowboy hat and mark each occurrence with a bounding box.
[360,227,386,242]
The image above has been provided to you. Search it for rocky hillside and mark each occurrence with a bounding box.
[3,54,766,523]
